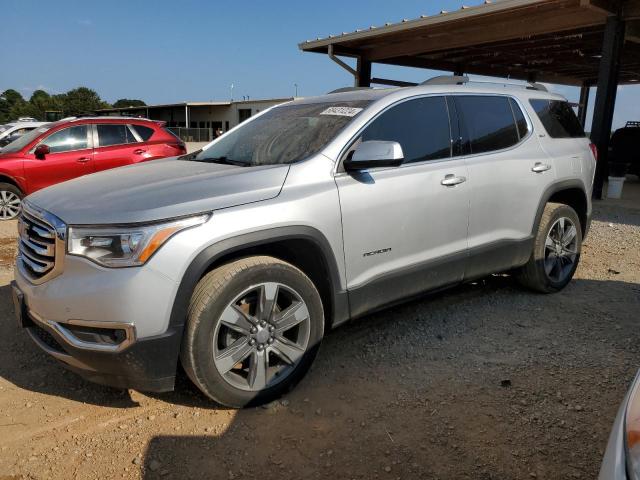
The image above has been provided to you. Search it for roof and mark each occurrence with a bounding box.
[300,0,640,85]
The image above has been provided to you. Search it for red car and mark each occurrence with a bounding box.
[0,117,186,219]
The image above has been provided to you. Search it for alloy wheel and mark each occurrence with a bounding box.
[544,217,578,283]
[212,282,311,392]
[0,190,21,220]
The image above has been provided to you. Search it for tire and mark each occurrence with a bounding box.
[516,202,582,293]
[180,256,324,408]
[0,182,23,220]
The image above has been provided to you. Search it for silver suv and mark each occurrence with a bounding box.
[12,79,596,407]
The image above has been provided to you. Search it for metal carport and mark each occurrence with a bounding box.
[299,0,640,198]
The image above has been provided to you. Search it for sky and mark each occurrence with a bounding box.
[0,0,637,129]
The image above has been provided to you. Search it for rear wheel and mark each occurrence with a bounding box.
[0,183,22,220]
[517,202,582,293]
[180,256,324,407]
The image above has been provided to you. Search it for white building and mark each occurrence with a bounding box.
[96,97,293,141]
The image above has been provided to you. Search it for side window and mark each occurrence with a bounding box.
[455,96,520,154]
[360,96,451,163]
[131,124,154,141]
[529,99,585,138]
[97,124,137,147]
[41,126,89,153]
[509,98,529,139]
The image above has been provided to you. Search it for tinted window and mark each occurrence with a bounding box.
[97,124,137,146]
[529,99,585,138]
[509,98,529,139]
[360,96,451,163]
[132,124,154,141]
[456,96,519,154]
[42,126,89,153]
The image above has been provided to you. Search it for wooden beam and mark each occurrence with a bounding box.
[626,20,640,42]
[624,0,640,19]
[376,55,584,85]
[366,8,606,61]
[580,0,619,16]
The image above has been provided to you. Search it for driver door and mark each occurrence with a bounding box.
[335,96,470,318]
[24,125,94,193]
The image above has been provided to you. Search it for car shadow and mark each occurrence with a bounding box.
[1,268,638,412]
[0,282,140,408]
[137,275,640,479]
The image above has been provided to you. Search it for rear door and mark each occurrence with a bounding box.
[453,95,554,277]
[528,99,594,187]
[24,125,94,192]
[336,95,470,317]
[92,123,146,172]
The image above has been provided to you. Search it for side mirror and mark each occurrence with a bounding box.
[343,140,404,172]
[34,144,50,160]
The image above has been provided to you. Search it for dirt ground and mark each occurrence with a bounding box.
[0,186,639,480]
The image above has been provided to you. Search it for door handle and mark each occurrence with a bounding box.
[76,157,90,163]
[441,174,467,187]
[133,149,146,155]
[531,162,551,173]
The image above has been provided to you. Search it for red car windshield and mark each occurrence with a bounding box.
[0,125,51,153]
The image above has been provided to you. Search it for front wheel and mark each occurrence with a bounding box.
[517,202,582,293]
[0,183,23,220]
[180,256,324,407]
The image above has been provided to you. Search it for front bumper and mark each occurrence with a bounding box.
[12,253,185,392]
[14,289,181,392]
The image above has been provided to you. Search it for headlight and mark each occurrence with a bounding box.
[626,372,640,479]
[68,214,209,267]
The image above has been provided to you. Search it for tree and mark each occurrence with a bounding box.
[60,87,111,116]
[28,89,63,120]
[0,89,25,123]
[113,98,146,108]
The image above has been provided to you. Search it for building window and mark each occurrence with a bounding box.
[238,109,252,123]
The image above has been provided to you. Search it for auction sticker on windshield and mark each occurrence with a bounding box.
[320,106,363,117]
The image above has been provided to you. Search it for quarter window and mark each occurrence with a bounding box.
[455,96,520,154]
[41,126,89,153]
[131,124,154,141]
[529,99,585,138]
[97,124,137,147]
[360,96,451,163]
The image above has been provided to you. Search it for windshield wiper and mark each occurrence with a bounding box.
[195,156,248,167]
[178,149,202,161]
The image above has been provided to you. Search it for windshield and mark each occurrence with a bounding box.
[0,125,51,153]
[187,101,371,166]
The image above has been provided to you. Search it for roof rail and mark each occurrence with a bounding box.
[526,82,548,92]
[421,75,469,85]
[327,86,373,94]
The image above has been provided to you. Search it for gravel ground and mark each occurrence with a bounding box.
[0,191,638,480]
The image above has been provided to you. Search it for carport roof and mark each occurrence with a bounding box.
[299,0,640,86]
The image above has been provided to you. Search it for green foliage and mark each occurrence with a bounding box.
[60,87,111,117]
[0,89,26,123]
[0,87,121,123]
[113,98,146,108]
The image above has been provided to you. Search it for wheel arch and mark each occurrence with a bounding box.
[0,173,25,193]
[533,180,590,237]
[168,226,348,338]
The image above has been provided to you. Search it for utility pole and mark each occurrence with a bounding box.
[294,83,298,97]
[230,84,234,102]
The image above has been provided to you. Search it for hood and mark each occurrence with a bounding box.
[26,158,290,225]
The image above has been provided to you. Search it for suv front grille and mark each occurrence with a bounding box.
[17,203,65,283]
